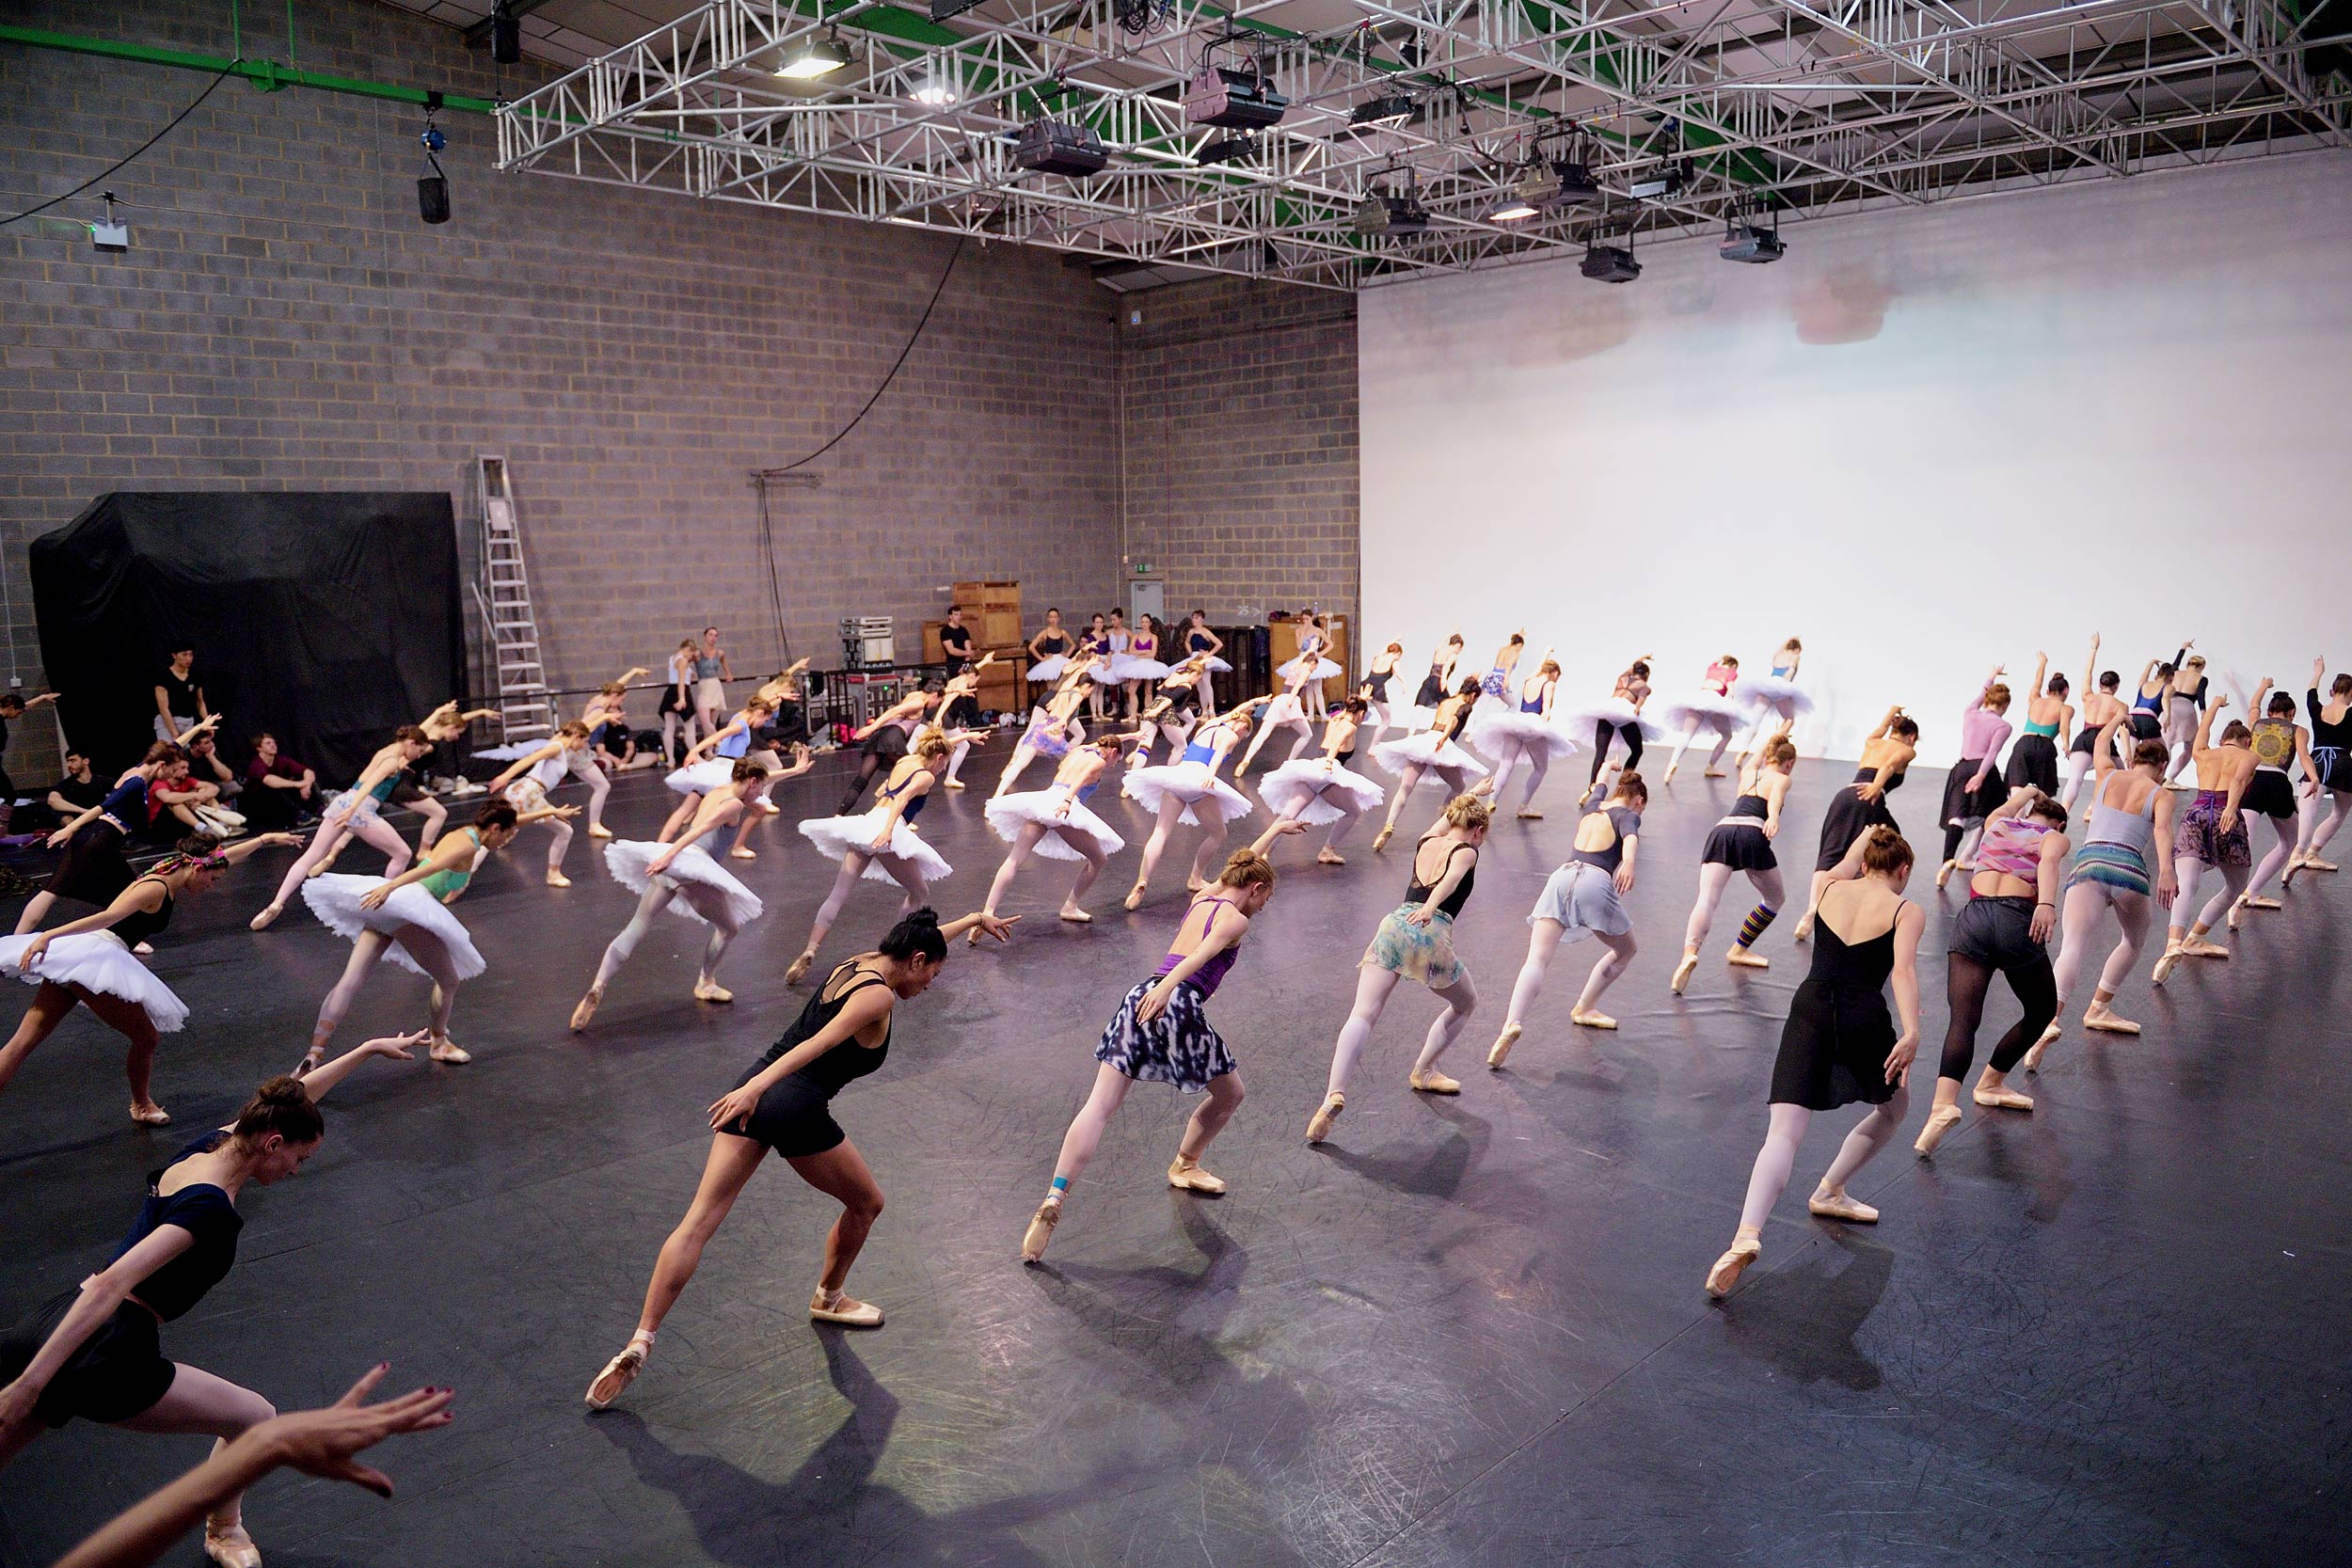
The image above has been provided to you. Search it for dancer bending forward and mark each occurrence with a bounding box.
[1021,824,1300,1264]
[2026,725,2173,1068]
[787,729,955,987]
[1260,697,1387,864]
[1674,730,1797,994]
[1466,654,1577,817]
[1369,677,1487,851]
[1793,708,1918,941]
[1121,703,1259,908]
[1305,789,1490,1145]
[1660,654,1744,784]
[1487,770,1645,1060]
[1706,826,1923,1299]
[2288,659,2352,879]
[2150,697,2253,983]
[979,736,1134,926]
[585,908,1015,1407]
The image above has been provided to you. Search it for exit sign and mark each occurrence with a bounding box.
[1132,562,1152,576]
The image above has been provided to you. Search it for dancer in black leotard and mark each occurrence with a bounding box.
[1793,707,1919,942]
[1413,634,1465,714]
[584,909,1013,1408]
[2292,660,2352,878]
[0,1044,414,1567]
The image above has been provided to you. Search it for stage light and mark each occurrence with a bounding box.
[1186,65,1288,129]
[418,176,451,224]
[1353,185,1428,237]
[417,99,451,225]
[1348,92,1414,130]
[1486,198,1539,223]
[1014,117,1108,176]
[778,28,852,79]
[1581,242,1639,282]
[1720,206,1785,263]
[489,1,521,63]
[913,76,958,105]
[1196,134,1258,166]
[88,190,130,252]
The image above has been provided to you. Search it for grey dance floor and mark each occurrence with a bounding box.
[0,748,2345,1567]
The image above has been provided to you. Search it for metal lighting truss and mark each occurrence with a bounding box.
[496,0,2352,289]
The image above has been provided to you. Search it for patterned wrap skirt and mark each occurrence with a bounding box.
[1360,905,1466,989]
[2173,789,2250,868]
[2065,841,2151,897]
[1095,976,1234,1094]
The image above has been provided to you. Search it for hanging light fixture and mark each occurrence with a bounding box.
[777,26,852,79]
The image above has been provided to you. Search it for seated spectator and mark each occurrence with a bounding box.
[145,745,241,841]
[23,748,108,834]
[241,731,317,830]
[183,729,242,800]
[153,646,209,741]
[0,689,60,829]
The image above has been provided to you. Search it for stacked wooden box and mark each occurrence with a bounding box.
[923,579,1025,716]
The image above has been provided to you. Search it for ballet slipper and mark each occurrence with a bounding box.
[1316,848,1346,864]
[294,1046,326,1077]
[427,1037,472,1065]
[1486,1022,1520,1069]
[1661,762,1678,785]
[1407,1068,1461,1095]
[729,847,758,861]
[1569,1009,1616,1030]
[2151,942,2184,985]
[133,942,155,956]
[1058,906,1093,923]
[2082,1004,2140,1035]
[1371,826,1394,852]
[2181,936,2229,958]
[1021,1197,1061,1263]
[1167,1156,1226,1195]
[785,951,814,987]
[2226,898,2247,931]
[1670,952,1699,994]
[1973,1084,2033,1112]
[2022,1021,2060,1073]
[2282,856,2306,886]
[1123,882,1146,911]
[128,1101,170,1127]
[1705,1235,1761,1299]
[808,1288,883,1327]
[1703,767,1728,779]
[2242,894,2283,910]
[1791,913,1814,943]
[546,871,572,888]
[1913,1103,1964,1155]
[248,902,283,932]
[1725,947,1770,969]
[1184,879,1206,895]
[945,779,967,791]
[1934,859,1960,890]
[570,990,601,1032]
[588,824,613,839]
[693,980,734,1004]
[202,1524,262,1568]
[1806,1188,1880,1224]
[1305,1092,1344,1143]
[1516,808,1543,820]
[586,1338,650,1409]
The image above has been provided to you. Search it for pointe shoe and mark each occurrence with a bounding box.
[1407,1068,1461,1095]
[133,942,155,956]
[1486,1022,1521,1069]
[1671,953,1699,994]
[1123,883,1146,911]
[1973,1085,2033,1112]
[2283,856,2307,887]
[1914,1103,1964,1155]
[2022,1021,2060,1073]
[2306,854,2339,872]
[2243,893,2283,911]
[1167,1156,1226,1195]
[1570,1009,1616,1030]
[1306,1092,1344,1143]
[248,903,283,932]
[2082,1006,2140,1035]
[729,847,758,861]
[1703,767,1728,779]
[1059,907,1093,923]
[128,1101,170,1127]
[428,1037,471,1065]
[1021,1198,1061,1263]
[203,1524,262,1568]
[1316,848,1346,864]
[1791,914,1814,943]
[588,823,614,839]
[785,951,814,987]
[1725,947,1770,970]
[1935,859,1959,890]
[1661,764,1679,785]
[1705,1236,1761,1299]
[586,1341,648,1409]
[693,980,734,1004]
[1807,1189,1880,1223]
[570,990,602,1032]
[2181,936,2229,958]
[1371,826,1394,852]
[808,1288,884,1327]
[1516,808,1543,820]
[546,871,572,888]
[2151,942,2184,985]
[945,778,967,790]
[294,1047,326,1077]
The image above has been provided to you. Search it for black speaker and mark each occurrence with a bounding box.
[417,176,450,225]
[490,7,521,63]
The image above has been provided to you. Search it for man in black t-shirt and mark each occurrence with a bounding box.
[939,605,974,666]
[154,645,209,741]
[0,690,60,823]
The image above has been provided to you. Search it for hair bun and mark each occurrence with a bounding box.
[255,1074,309,1105]
[904,908,940,928]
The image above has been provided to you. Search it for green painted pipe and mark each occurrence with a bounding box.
[0,24,499,113]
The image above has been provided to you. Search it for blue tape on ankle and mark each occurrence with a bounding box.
[1050,1176,1070,1193]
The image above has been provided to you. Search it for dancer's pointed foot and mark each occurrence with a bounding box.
[693,980,734,1004]
[1021,1197,1061,1262]
[729,847,757,861]
[546,870,572,888]
[1516,808,1543,820]
[1123,882,1146,911]
[1661,763,1678,785]
[586,1339,649,1409]
[1670,952,1699,994]
[1486,1022,1521,1069]
[809,1287,883,1327]
[2242,893,2283,911]
[1407,1068,1461,1095]
[1167,1156,1225,1195]
[249,902,283,932]
[1306,1092,1344,1143]
[129,1101,170,1127]
[1570,1009,1616,1030]
[785,950,815,987]
[428,1036,471,1065]
[2181,936,2229,958]
[1914,1103,1964,1155]
[202,1524,262,1568]
[1316,847,1346,864]
[2151,942,2183,985]
[1058,906,1093,923]
[1806,1187,1880,1224]
[2023,1021,2060,1073]
[1703,767,1728,778]
[944,779,967,790]
[2309,855,2340,871]
[1371,826,1395,852]
[1935,859,1959,890]
[294,1046,326,1077]
[1725,947,1770,969]
[1791,913,1815,942]
[2082,1002,2140,1035]
[1973,1081,2032,1111]
[588,823,614,839]
[570,989,602,1032]
[1705,1234,1761,1299]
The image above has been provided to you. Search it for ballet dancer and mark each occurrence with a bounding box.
[2003,652,2072,794]
[583,676,658,773]
[2162,647,2211,785]
[1467,652,1577,817]
[836,684,938,816]
[992,658,1098,800]
[1304,788,1491,1144]
[1134,657,1213,760]
[659,725,812,864]
[1935,667,2013,888]
[2059,632,2129,813]
[1089,610,1135,721]
[658,639,703,765]
[2290,660,2352,879]
[249,726,436,931]
[483,722,596,886]
[1792,707,1919,942]
[1368,677,1488,852]
[2223,680,2317,925]
[1476,631,1528,701]
[1121,701,1261,908]
[1705,825,1924,1299]
[1573,657,1658,807]
[1180,611,1227,711]
[1020,823,1301,1264]
[1078,613,1113,722]
[787,728,956,987]
[299,800,560,1069]
[1118,616,1171,721]
[17,735,215,938]
[938,654,998,790]
[0,1042,417,1568]
[2127,651,2176,745]
[1487,769,1647,1057]
[1733,637,1810,760]
[1914,786,2070,1154]
[1232,662,1320,775]
[1358,641,1403,744]
[1260,696,1387,864]
[1673,729,1798,994]
[1277,613,1341,714]
[1659,654,1745,784]
[0,837,296,1124]
[691,626,733,737]
[585,907,1016,1404]
[979,735,1135,926]
[2150,698,2253,982]
[1412,633,1466,721]
[2025,723,2174,1065]
[1026,608,1074,685]
[571,763,773,1029]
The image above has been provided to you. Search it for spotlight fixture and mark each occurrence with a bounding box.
[1353,177,1428,237]
[1581,241,1639,282]
[777,27,852,79]
[1014,116,1108,176]
[1196,133,1259,166]
[1486,196,1539,223]
[913,76,958,106]
[1186,44,1288,129]
[1348,91,1414,130]
[1719,207,1786,263]
[416,99,451,226]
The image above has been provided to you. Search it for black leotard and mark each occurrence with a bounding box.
[1363,668,1392,702]
[1406,839,1477,918]
[724,964,894,1157]
[109,876,176,950]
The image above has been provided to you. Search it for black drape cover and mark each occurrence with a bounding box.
[29,492,466,782]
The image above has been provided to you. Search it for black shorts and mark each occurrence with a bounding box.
[1951,895,2046,971]
[862,725,909,763]
[2243,768,2298,821]
[0,1291,177,1427]
[2128,711,2162,742]
[943,695,980,730]
[723,1069,846,1159]
[1701,821,1776,873]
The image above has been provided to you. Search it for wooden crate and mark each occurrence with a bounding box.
[952,579,1023,650]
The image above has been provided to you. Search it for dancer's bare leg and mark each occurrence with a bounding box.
[983,824,1045,917]
[1677,863,1737,992]
[82,991,165,1121]
[789,854,867,984]
[1489,918,1567,1065]
[1374,764,1426,849]
[0,981,78,1097]
[1570,929,1637,1027]
[1127,797,1188,908]
[1184,813,1232,890]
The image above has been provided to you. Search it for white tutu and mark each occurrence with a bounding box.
[1111,655,1173,682]
[0,931,188,1032]
[1370,733,1490,780]
[1277,655,1342,681]
[469,741,535,762]
[1464,705,1581,762]
[1200,656,1232,673]
[1564,697,1665,742]
[300,875,487,982]
[797,810,952,883]
[1662,690,1749,729]
[1734,674,1815,715]
[665,758,737,797]
[602,840,762,927]
[1026,655,1070,682]
[1260,759,1387,825]
[1088,662,1126,686]
[984,787,1126,861]
[1122,764,1254,827]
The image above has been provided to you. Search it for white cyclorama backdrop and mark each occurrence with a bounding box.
[1359,154,2352,768]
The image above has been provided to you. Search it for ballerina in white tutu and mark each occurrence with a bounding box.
[1180,611,1228,711]
[1734,636,1811,762]
[979,735,1138,927]
[1026,607,1076,685]
[1369,677,1489,852]
[1089,610,1136,721]
[1276,612,1343,714]
[786,728,956,987]
[1572,657,1661,808]
[1466,651,1578,818]
[1121,702,1262,909]
[250,725,437,931]
[1262,697,1388,865]
[299,800,564,1069]
[1116,615,1173,721]
[660,723,811,863]
[0,836,297,1125]
[993,658,1100,800]
[1233,663,1321,775]
[572,762,774,1030]
[1659,655,1747,784]
[485,722,603,887]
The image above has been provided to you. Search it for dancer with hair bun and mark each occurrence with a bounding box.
[1412,633,1466,721]
[1358,641,1404,744]
[2127,651,2176,745]
[1573,657,1659,808]
[1733,637,1811,761]
[1020,822,1302,1265]
[0,1043,414,1568]
[1026,609,1074,686]
[2059,633,2129,814]
[1180,611,1228,712]
[2163,647,2211,786]
[1277,613,1342,714]
[787,730,955,987]
[19,738,215,939]
[2221,679,2315,927]
[993,659,1097,800]
[1232,663,1320,776]
[2150,698,2254,983]
[485,723,599,886]
[249,727,437,931]
[586,906,1017,1405]
[1660,654,1746,785]
[1370,677,1487,852]
[1261,697,1387,864]
[0,835,298,1125]
[979,735,1136,927]
[1121,702,1261,909]
[2290,659,2352,879]
[1305,789,1490,1145]
[1706,825,1923,1299]
[1673,727,1798,995]
[1792,707,1919,942]
[2026,723,2173,1067]
[1477,631,1527,701]
[1487,771,1646,1060]
[837,685,939,817]
[1466,651,1577,818]
[2003,652,2072,795]
[1935,668,2014,888]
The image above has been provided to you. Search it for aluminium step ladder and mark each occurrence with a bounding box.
[474,454,554,746]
